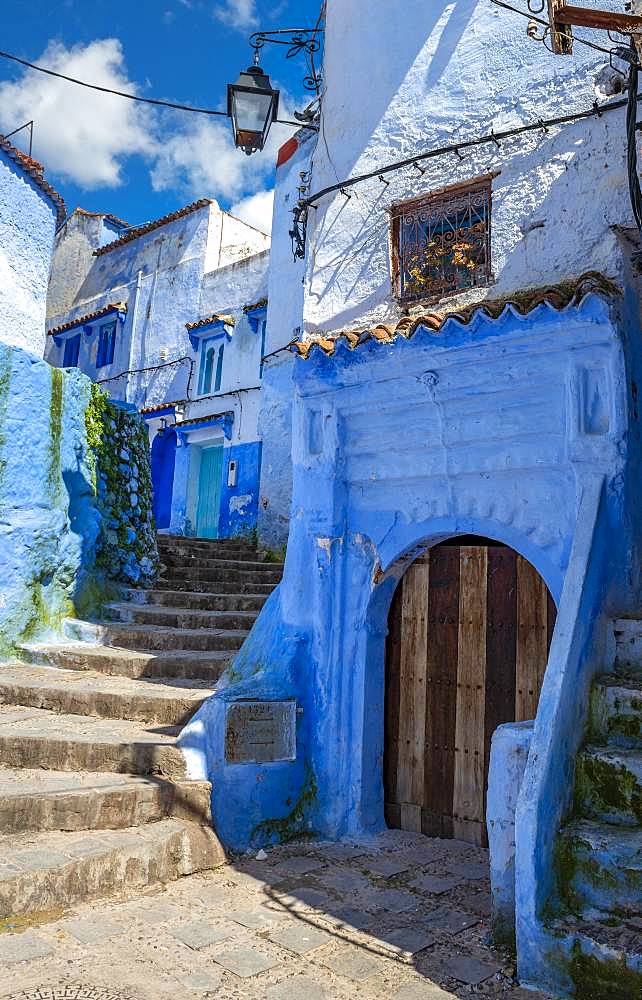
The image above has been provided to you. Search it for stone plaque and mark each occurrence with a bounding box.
[225,700,297,764]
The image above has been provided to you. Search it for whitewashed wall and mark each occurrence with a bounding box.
[0,150,57,356]
[305,0,629,334]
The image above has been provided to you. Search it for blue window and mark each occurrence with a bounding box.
[63,333,81,368]
[96,321,116,369]
[197,338,224,395]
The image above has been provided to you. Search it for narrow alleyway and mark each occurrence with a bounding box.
[1,832,552,1000]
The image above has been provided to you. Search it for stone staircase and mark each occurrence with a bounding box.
[0,534,282,920]
[551,615,642,995]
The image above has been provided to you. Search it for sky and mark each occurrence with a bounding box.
[0,0,319,233]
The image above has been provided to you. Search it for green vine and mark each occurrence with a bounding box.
[85,387,159,585]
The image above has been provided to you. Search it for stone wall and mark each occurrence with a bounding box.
[86,386,159,586]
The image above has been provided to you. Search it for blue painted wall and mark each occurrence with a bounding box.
[179,291,631,854]
[218,440,262,539]
[0,344,100,656]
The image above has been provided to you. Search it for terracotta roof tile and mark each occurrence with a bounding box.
[176,409,233,428]
[243,297,268,314]
[47,301,127,336]
[94,198,213,256]
[0,134,66,226]
[185,313,235,332]
[292,272,620,360]
[74,207,129,228]
[139,399,185,415]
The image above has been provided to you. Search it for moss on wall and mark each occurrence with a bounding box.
[251,764,318,845]
[85,385,159,585]
[568,945,642,999]
[48,367,63,504]
[0,345,13,489]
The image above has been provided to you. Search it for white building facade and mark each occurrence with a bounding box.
[46,199,270,539]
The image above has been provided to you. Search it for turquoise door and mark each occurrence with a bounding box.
[196,445,224,539]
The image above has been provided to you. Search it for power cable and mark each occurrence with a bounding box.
[488,0,617,58]
[0,47,313,129]
[301,92,642,208]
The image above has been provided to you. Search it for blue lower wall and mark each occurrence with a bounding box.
[218,440,262,539]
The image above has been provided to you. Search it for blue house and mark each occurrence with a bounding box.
[46,199,270,540]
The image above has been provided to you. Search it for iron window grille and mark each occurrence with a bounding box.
[390,175,495,305]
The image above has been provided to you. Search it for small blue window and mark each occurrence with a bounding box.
[96,321,116,369]
[197,337,224,395]
[63,333,81,368]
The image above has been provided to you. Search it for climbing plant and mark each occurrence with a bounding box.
[85,385,159,585]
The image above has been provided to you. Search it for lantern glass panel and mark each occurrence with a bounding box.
[233,89,274,135]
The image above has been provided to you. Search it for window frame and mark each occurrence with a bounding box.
[197,335,225,396]
[96,319,117,369]
[62,332,81,368]
[390,173,497,307]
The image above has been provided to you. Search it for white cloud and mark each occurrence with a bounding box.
[213,0,258,30]
[150,105,291,208]
[0,39,155,189]
[230,188,274,233]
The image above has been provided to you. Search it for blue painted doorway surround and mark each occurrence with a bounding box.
[150,429,177,530]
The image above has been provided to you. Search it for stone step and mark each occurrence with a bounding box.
[63,618,249,652]
[160,565,282,585]
[122,587,269,612]
[158,534,255,551]
[155,577,276,596]
[20,641,232,683]
[0,769,212,834]
[0,819,225,918]
[557,819,642,917]
[590,675,642,748]
[575,746,641,826]
[0,662,212,726]
[160,553,281,574]
[0,705,187,778]
[157,544,259,562]
[613,618,642,676]
[550,915,642,993]
[105,601,258,632]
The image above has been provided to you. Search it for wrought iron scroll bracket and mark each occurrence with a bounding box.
[249,28,323,93]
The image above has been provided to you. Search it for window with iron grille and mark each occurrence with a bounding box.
[391,175,494,305]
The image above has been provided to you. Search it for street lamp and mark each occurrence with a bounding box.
[227,59,280,156]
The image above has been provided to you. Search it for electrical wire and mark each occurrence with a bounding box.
[302,92,642,207]
[0,47,314,129]
[488,0,617,58]
[97,355,195,397]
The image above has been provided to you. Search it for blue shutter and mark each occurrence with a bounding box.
[63,333,81,367]
[214,343,224,391]
[96,322,116,369]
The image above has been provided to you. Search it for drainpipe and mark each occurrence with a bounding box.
[125,269,144,405]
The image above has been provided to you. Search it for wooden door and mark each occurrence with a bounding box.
[384,540,556,846]
[196,445,224,539]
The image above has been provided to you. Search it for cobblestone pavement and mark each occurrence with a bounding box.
[0,830,556,1000]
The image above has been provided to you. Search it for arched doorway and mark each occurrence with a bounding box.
[384,536,556,846]
[151,428,177,530]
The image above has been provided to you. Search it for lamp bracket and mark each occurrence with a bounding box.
[249,27,324,93]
